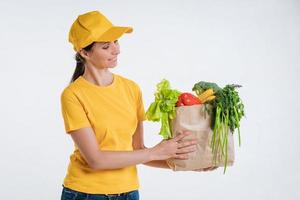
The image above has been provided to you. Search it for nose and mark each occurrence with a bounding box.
[111,42,120,55]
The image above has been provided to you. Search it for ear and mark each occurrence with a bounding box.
[78,49,90,60]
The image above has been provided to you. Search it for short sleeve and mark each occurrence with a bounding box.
[136,85,146,122]
[60,88,91,133]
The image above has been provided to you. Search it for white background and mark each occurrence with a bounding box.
[1,0,299,199]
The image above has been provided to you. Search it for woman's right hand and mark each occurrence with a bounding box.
[149,131,198,161]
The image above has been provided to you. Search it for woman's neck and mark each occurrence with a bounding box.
[82,67,114,87]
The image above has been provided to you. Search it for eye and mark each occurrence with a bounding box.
[102,40,118,49]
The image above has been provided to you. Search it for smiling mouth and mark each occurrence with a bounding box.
[109,57,117,61]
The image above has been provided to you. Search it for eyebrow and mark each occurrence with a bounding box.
[100,42,110,46]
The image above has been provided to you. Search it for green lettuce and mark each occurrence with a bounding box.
[145,79,181,139]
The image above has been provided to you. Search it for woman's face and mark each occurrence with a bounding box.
[82,40,120,69]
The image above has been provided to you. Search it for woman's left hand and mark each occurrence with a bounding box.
[193,166,218,172]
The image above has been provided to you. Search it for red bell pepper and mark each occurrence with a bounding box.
[176,93,202,106]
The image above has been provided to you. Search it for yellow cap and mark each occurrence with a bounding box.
[69,11,133,51]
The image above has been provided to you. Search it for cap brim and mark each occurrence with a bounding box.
[96,26,133,42]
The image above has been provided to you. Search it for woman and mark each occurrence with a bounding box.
[60,10,198,200]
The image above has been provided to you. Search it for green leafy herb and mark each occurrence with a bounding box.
[210,84,245,173]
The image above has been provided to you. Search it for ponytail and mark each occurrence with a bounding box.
[69,42,95,83]
[70,53,85,83]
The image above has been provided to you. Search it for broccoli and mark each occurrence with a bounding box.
[192,81,222,95]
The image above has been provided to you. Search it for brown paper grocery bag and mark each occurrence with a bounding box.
[166,104,235,171]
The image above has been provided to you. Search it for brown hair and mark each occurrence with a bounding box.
[70,42,95,83]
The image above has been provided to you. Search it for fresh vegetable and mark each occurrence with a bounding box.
[192,81,245,174]
[177,92,201,106]
[203,95,216,103]
[197,88,215,103]
[192,81,222,96]
[145,79,181,139]
[146,79,245,174]
[210,84,244,173]
[176,100,185,107]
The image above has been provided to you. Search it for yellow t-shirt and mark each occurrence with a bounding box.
[60,74,146,194]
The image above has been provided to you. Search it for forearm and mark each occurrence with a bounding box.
[91,148,153,170]
[140,147,170,169]
[143,160,170,169]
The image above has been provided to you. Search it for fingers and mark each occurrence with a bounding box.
[173,146,197,160]
[173,153,189,160]
[176,145,197,154]
[173,131,198,148]
[177,140,198,149]
[173,131,191,142]
[170,131,198,160]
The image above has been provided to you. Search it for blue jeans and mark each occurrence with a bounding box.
[61,186,139,200]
